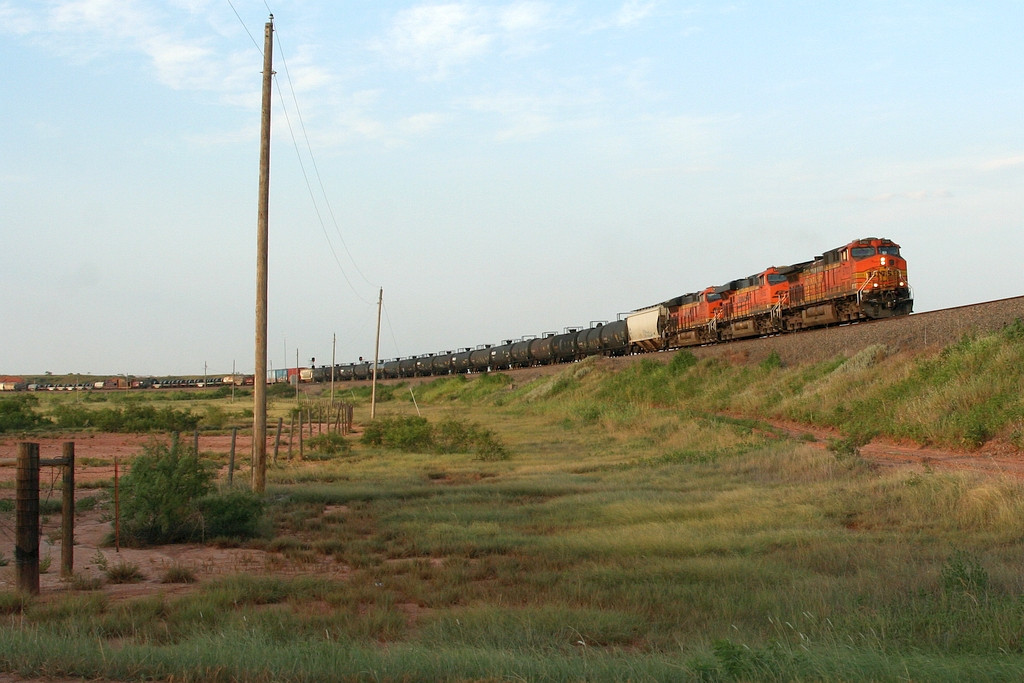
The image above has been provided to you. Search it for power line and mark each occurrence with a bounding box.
[272,31,378,292]
[225,0,263,54]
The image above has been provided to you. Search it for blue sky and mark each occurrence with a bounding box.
[2,1,1021,376]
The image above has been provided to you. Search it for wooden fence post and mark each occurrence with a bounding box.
[114,456,120,553]
[228,427,237,485]
[16,442,40,595]
[274,417,283,465]
[61,442,74,578]
[288,413,294,459]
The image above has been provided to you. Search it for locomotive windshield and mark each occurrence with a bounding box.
[850,247,876,260]
[878,245,901,256]
[767,273,787,285]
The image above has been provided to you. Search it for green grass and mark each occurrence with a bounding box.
[4,325,1024,680]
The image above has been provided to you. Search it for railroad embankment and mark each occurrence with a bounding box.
[682,296,1024,367]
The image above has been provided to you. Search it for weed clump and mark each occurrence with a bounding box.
[105,561,145,584]
[160,564,198,584]
[941,549,989,599]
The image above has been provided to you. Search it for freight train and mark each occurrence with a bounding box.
[319,237,912,382]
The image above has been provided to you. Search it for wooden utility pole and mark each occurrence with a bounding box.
[253,15,274,494]
[371,287,383,419]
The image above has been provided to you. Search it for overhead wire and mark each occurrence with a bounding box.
[272,31,378,305]
[225,0,262,54]
[272,31,378,292]
[227,3,378,305]
[227,3,392,356]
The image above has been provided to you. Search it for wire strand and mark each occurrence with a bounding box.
[266,23,378,306]
[225,0,263,54]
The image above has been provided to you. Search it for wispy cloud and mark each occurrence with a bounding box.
[614,0,657,27]
[377,4,494,79]
[845,189,954,203]
[373,2,571,78]
[981,154,1024,171]
[499,1,552,32]
[586,0,659,31]
[3,0,253,93]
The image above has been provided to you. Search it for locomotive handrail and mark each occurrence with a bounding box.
[856,271,879,304]
[771,291,789,320]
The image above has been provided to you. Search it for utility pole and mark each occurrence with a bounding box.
[371,287,382,419]
[253,15,273,494]
[330,333,336,408]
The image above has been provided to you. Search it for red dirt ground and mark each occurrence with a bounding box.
[0,432,351,603]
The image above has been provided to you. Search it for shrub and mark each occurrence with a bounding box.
[473,430,510,461]
[203,405,229,429]
[52,403,199,433]
[197,488,265,540]
[118,440,214,546]
[0,395,50,433]
[267,382,296,398]
[305,432,352,457]
[362,414,509,459]
[361,415,433,451]
[433,418,479,453]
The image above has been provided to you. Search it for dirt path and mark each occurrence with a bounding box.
[756,417,1024,478]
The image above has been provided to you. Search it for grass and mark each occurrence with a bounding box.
[3,324,1024,679]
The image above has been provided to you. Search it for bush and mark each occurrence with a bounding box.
[0,396,50,433]
[52,403,199,433]
[197,488,265,540]
[267,382,296,398]
[305,432,352,457]
[118,441,214,546]
[362,415,509,459]
[361,415,433,451]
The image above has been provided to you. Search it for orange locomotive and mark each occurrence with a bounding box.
[663,237,912,348]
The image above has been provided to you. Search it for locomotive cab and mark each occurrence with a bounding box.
[846,238,913,318]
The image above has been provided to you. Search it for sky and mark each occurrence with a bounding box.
[2,1,1022,377]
